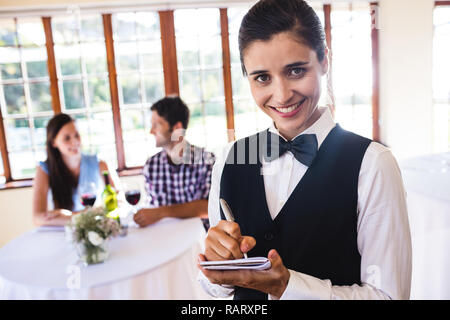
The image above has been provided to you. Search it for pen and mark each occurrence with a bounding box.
[219,198,248,259]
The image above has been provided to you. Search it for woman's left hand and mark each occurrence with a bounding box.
[198,249,290,299]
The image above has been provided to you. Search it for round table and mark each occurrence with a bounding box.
[0,217,212,300]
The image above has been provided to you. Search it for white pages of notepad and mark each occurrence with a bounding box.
[199,257,271,270]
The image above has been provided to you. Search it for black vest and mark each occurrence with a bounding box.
[219,124,371,300]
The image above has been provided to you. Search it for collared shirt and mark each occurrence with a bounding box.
[198,107,412,300]
[143,143,215,208]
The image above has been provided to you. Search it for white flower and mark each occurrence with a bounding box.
[87,231,104,246]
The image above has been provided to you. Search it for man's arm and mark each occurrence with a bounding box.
[134,199,208,227]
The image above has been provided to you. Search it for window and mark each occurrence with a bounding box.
[113,12,165,167]
[432,4,450,152]
[175,8,228,154]
[0,4,379,186]
[0,17,51,179]
[331,2,373,139]
[50,13,118,168]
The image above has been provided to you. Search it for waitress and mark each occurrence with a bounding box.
[198,0,412,300]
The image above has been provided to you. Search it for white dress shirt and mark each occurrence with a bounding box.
[198,107,412,300]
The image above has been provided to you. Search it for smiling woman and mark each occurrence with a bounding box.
[32,113,120,227]
[198,0,412,301]
[243,32,327,140]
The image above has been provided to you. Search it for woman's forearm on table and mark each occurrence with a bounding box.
[32,209,74,226]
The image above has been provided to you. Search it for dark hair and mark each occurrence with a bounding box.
[45,113,78,210]
[238,0,326,75]
[150,96,190,129]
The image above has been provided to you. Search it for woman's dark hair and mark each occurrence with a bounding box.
[238,0,326,75]
[150,96,190,129]
[45,113,78,210]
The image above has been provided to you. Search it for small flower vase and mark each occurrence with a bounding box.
[76,240,109,266]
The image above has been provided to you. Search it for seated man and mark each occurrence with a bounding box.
[134,96,215,230]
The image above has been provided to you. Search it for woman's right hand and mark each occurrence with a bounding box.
[204,220,256,261]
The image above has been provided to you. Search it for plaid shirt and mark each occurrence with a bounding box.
[143,143,215,209]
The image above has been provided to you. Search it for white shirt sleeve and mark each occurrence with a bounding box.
[278,142,412,300]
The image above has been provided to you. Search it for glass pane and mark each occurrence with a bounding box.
[121,109,146,141]
[62,80,85,110]
[35,148,46,163]
[331,4,372,138]
[119,76,141,105]
[55,44,82,76]
[0,47,22,80]
[142,74,164,104]
[179,71,201,103]
[0,19,18,47]
[139,40,163,71]
[199,36,222,67]
[83,42,107,75]
[4,84,26,114]
[29,82,52,112]
[92,144,118,171]
[113,13,137,41]
[116,42,139,73]
[229,34,240,65]
[204,100,225,117]
[227,7,248,35]
[177,37,199,69]
[231,64,250,99]
[201,69,224,101]
[89,112,115,145]
[205,112,228,153]
[88,78,110,109]
[24,49,49,79]
[17,18,46,47]
[79,15,104,41]
[234,99,258,139]
[185,102,206,148]
[10,150,35,179]
[52,16,79,44]
[5,118,32,151]
[124,139,157,167]
[135,12,160,40]
[33,116,52,148]
[175,9,220,37]
[73,113,90,146]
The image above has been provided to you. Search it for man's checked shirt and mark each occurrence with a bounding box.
[143,143,215,229]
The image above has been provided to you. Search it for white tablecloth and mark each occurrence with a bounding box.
[0,217,212,300]
[400,152,450,299]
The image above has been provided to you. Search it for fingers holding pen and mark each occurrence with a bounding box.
[205,221,256,260]
[205,225,242,260]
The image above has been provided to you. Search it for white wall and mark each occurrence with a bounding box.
[378,0,434,160]
[0,187,34,247]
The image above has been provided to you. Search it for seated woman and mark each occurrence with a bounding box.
[32,113,119,226]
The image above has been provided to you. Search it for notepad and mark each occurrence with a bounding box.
[199,257,271,270]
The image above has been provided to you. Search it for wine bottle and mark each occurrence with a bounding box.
[102,171,119,222]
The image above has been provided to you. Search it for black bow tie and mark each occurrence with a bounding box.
[264,131,318,167]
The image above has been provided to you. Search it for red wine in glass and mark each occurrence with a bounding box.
[81,193,96,207]
[125,190,141,206]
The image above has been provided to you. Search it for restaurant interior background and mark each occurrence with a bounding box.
[0,0,448,299]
